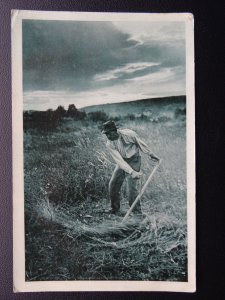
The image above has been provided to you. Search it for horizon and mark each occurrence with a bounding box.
[23,94,186,112]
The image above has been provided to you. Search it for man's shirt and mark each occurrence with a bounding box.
[106,129,154,174]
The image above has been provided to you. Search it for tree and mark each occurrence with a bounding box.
[55,105,66,117]
[67,104,79,118]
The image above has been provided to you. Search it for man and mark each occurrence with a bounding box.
[102,120,159,215]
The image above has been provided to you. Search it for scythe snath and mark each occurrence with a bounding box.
[122,159,162,223]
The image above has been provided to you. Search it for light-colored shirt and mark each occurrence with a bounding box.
[106,129,154,174]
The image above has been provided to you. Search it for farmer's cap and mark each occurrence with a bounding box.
[102,120,117,134]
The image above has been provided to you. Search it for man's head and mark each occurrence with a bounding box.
[102,120,119,141]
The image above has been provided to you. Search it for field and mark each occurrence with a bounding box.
[24,103,187,282]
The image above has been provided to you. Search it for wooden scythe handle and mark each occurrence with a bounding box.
[121,159,162,223]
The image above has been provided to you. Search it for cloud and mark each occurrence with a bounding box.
[94,62,160,81]
[23,19,186,110]
[113,21,185,44]
[23,20,135,90]
[24,65,185,111]
[127,65,185,84]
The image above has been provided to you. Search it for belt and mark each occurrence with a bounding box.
[123,153,140,162]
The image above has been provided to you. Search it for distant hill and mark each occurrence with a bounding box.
[81,95,186,118]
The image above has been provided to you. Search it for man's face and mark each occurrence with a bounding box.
[105,130,119,141]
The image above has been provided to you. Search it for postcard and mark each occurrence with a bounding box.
[12,10,195,292]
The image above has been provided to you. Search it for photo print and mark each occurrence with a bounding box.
[12,10,195,292]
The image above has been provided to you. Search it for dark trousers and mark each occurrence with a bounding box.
[109,154,141,212]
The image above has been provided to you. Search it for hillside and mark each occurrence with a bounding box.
[81,95,186,117]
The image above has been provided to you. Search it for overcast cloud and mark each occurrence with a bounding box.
[23,20,186,110]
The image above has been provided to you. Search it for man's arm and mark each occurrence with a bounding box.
[106,144,142,178]
[135,135,160,161]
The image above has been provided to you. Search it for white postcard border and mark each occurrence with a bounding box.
[12,10,195,292]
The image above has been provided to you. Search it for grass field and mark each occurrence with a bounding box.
[24,113,187,281]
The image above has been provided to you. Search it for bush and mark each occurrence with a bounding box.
[24,105,87,132]
[174,107,186,118]
[158,115,171,122]
[127,113,135,120]
[23,109,62,131]
[67,104,87,120]
[140,113,148,120]
[88,111,108,122]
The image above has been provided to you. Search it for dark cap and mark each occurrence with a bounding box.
[101,120,117,134]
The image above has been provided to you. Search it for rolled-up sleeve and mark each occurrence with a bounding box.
[106,143,133,174]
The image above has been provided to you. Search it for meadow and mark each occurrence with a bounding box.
[24,108,187,281]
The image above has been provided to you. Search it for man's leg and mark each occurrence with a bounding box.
[127,155,142,213]
[109,165,125,211]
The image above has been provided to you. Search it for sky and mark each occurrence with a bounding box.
[23,20,186,110]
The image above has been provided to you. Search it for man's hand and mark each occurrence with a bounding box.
[150,153,160,162]
[131,170,143,179]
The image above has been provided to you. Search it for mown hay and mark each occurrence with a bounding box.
[32,202,187,281]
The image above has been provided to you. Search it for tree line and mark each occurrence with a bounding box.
[24,103,186,131]
[23,104,109,131]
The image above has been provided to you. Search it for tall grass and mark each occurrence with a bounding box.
[24,117,187,281]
